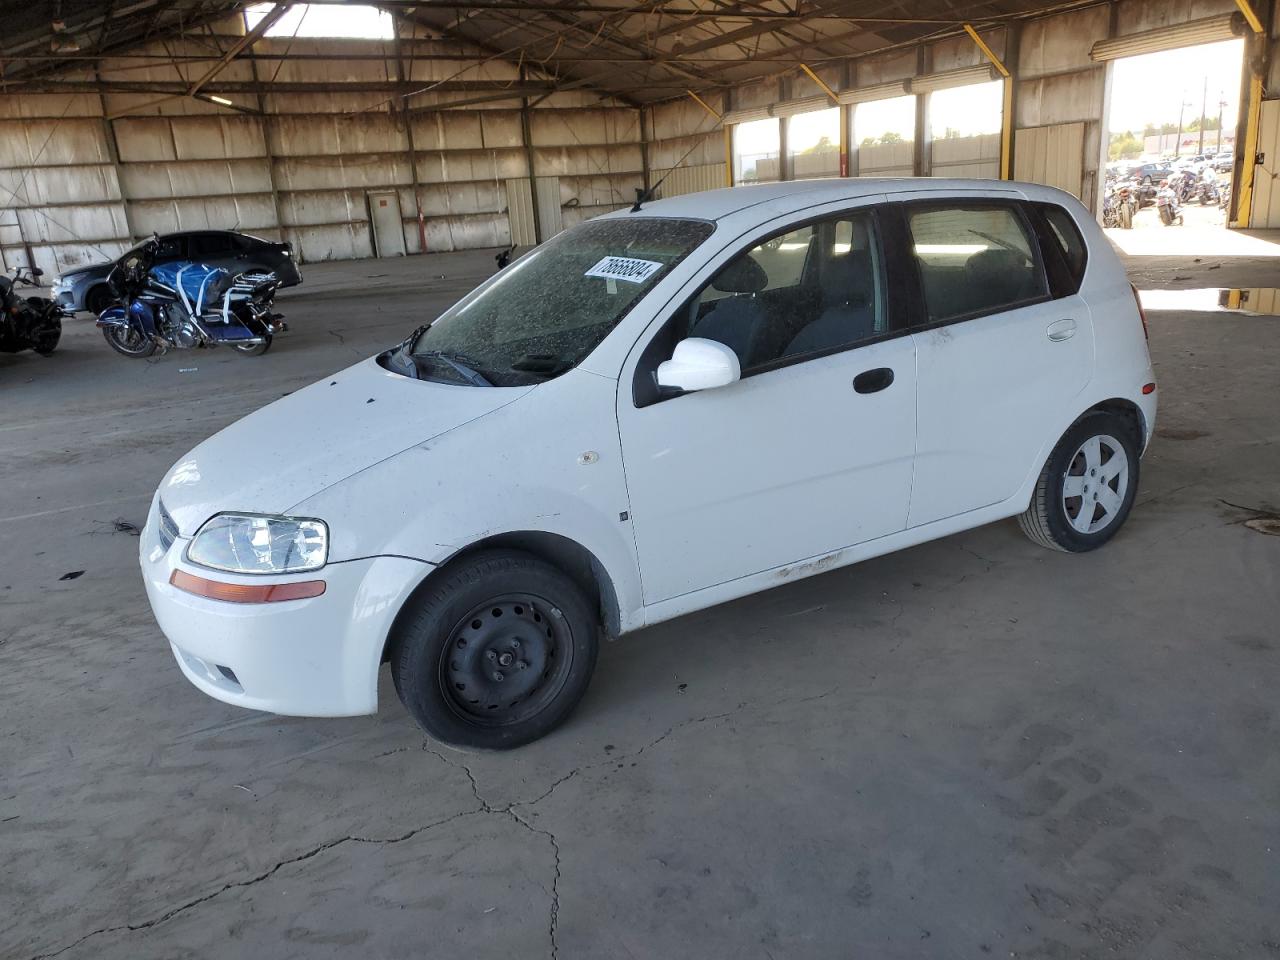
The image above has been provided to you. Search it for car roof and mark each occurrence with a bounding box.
[601,177,1075,223]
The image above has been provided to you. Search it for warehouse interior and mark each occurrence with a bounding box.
[3,2,1279,958]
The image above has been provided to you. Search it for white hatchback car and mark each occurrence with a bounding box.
[143,179,1157,749]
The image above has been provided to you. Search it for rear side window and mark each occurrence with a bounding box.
[907,204,1048,323]
[1034,203,1087,293]
[190,234,233,257]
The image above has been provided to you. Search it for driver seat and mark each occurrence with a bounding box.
[690,255,769,368]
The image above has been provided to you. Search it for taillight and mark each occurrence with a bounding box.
[1130,283,1148,340]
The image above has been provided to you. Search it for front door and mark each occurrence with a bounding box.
[617,207,917,605]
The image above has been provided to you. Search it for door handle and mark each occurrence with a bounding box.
[853,367,894,394]
[1047,318,1077,341]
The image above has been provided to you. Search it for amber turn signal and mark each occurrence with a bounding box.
[170,569,326,603]
[1142,382,1156,395]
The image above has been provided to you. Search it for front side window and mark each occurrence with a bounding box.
[907,204,1047,323]
[677,211,886,373]
[409,217,712,386]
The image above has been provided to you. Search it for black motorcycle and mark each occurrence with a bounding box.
[0,266,63,357]
[97,236,286,359]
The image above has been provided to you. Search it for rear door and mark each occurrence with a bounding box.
[897,195,1094,528]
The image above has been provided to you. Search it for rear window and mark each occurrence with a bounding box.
[907,204,1048,323]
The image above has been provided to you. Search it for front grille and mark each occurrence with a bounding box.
[158,501,178,551]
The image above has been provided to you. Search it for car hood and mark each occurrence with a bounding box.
[159,356,532,535]
[61,262,113,279]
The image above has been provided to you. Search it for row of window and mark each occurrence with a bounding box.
[733,81,1004,184]
[660,200,1086,384]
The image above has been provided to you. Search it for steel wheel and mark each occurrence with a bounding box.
[439,594,574,727]
[1061,434,1129,535]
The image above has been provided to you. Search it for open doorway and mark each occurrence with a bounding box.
[1102,38,1243,252]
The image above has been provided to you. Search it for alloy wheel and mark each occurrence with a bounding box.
[1062,434,1129,535]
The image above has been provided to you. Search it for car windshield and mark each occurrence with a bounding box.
[409,217,713,385]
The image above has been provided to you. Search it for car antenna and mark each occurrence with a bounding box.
[631,137,705,212]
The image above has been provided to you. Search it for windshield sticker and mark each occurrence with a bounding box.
[584,256,664,284]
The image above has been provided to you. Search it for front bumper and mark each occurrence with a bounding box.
[51,283,77,311]
[141,498,431,717]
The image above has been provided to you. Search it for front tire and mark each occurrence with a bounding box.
[102,324,156,358]
[391,550,599,750]
[1019,412,1140,553]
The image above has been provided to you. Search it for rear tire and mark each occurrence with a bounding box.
[232,336,271,356]
[102,324,156,358]
[1019,412,1140,553]
[391,549,599,750]
[33,324,61,356]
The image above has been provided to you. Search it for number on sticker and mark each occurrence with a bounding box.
[584,256,663,284]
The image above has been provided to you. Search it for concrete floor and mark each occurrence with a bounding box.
[2,243,1278,960]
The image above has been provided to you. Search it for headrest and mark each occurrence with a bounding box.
[821,251,873,306]
[712,254,768,294]
[965,248,1024,282]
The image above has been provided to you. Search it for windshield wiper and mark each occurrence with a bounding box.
[414,350,493,387]
[511,353,572,377]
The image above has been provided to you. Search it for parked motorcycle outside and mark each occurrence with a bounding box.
[1156,181,1184,226]
[0,266,64,357]
[96,235,287,359]
[1170,171,1198,205]
[1196,174,1221,206]
[1102,183,1133,229]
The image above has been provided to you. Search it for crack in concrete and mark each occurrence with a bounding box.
[422,746,564,958]
[957,542,1000,567]
[26,807,482,960]
[30,698,813,960]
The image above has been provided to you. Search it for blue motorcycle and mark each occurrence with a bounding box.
[96,236,286,359]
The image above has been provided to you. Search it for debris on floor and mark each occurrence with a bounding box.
[58,571,84,581]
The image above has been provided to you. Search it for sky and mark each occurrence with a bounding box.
[1107,39,1244,134]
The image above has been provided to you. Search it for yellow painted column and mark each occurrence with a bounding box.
[1233,72,1264,227]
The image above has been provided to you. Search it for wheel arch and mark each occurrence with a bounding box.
[1019,396,1147,513]
[84,281,113,313]
[1083,397,1146,447]
[381,531,622,664]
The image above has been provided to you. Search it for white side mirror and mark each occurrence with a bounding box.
[656,337,741,393]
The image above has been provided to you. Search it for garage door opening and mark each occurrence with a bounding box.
[1103,38,1243,253]
[928,80,1004,179]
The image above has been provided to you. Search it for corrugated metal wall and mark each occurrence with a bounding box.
[1,16,642,273]
[1249,99,1280,228]
[653,163,727,199]
[931,133,1002,179]
[1014,123,1086,196]
[4,0,1271,275]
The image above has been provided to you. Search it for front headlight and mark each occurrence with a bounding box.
[187,513,328,574]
